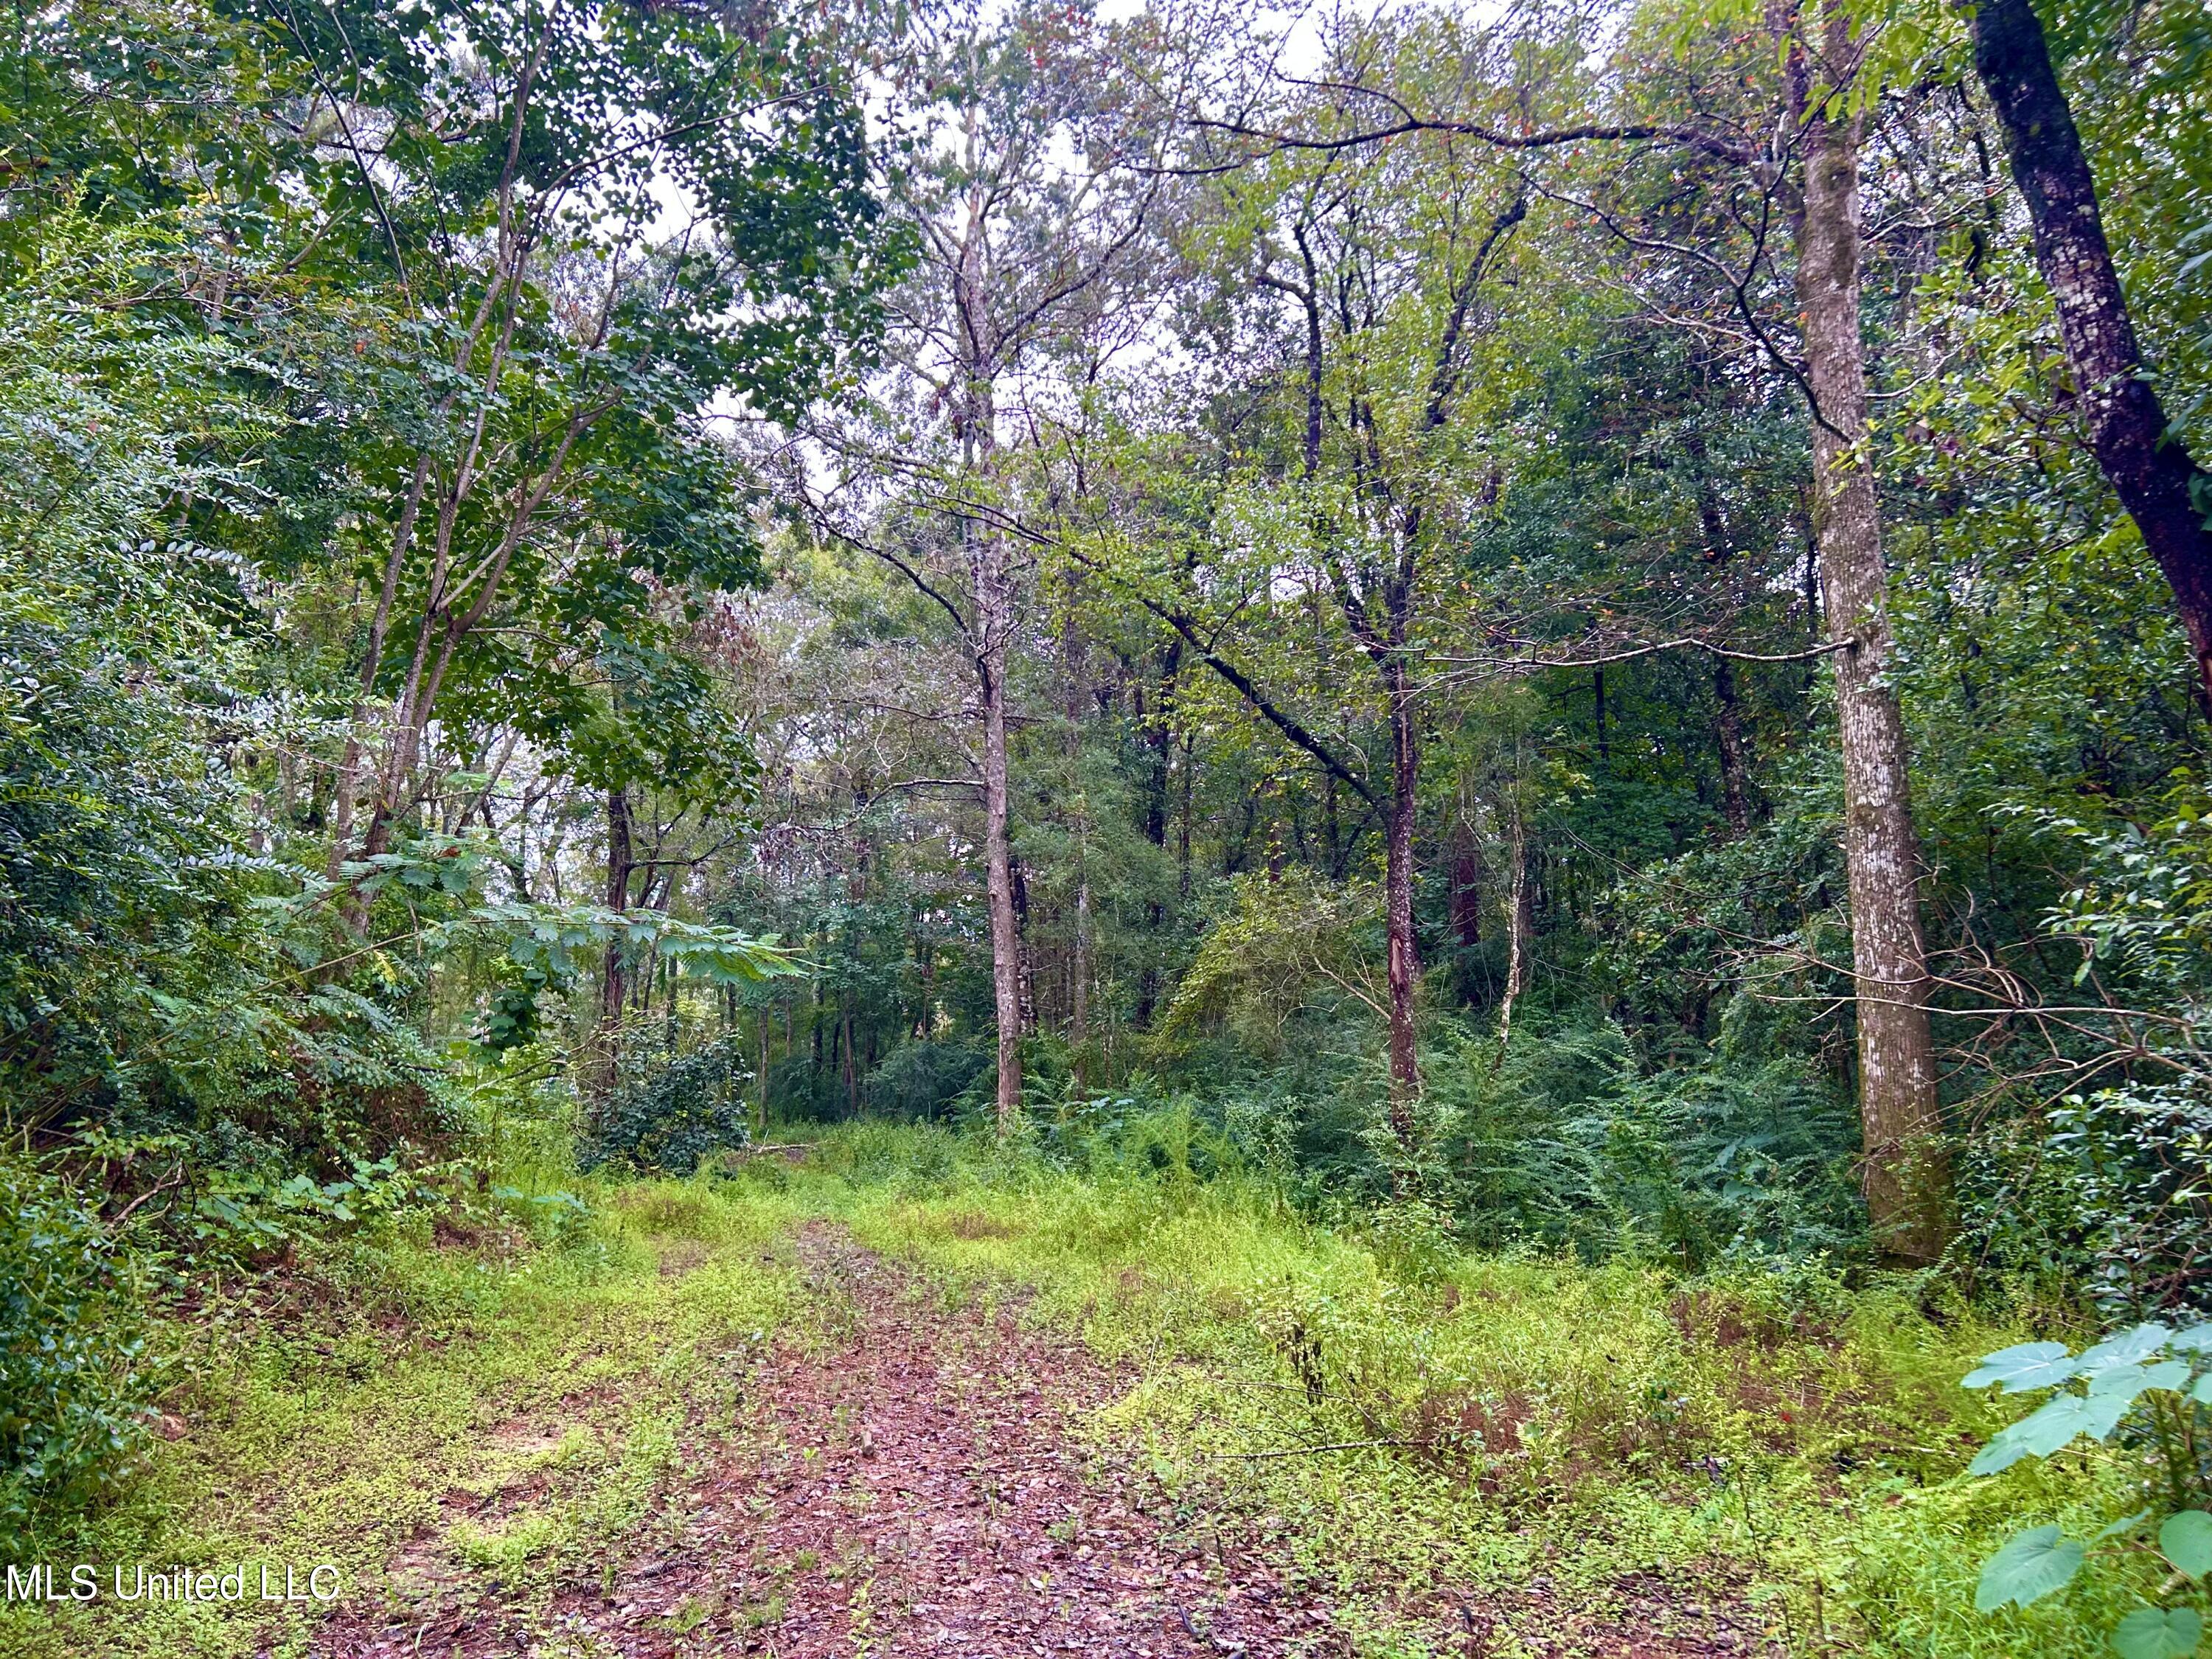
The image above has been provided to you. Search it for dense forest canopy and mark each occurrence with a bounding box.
[7,0,2212,1645]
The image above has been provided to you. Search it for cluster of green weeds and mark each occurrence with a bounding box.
[6,1118,2174,1658]
[0,1171,817,1659]
[788,1121,2163,1658]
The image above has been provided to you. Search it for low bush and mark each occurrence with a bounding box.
[582,1037,752,1174]
[0,1158,152,1545]
[864,1040,990,1121]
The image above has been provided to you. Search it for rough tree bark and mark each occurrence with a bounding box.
[1970,0,2212,705]
[1266,231,1426,1114]
[973,524,1026,1135]
[1381,659,1422,1125]
[1062,602,1092,1087]
[1796,66,1950,1264]
[1493,801,1528,1074]
[935,157,1029,1136]
[597,785,636,1088]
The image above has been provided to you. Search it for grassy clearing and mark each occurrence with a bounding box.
[1,1175,821,1659]
[792,1121,2160,1658]
[7,1125,2159,1658]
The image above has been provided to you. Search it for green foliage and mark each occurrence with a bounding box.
[1158,871,1386,1055]
[190,1155,458,1251]
[1964,1322,2212,1641]
[0,1158,150,1543]
[1978,1526,2090,1613]
[813,1125,2034,1654]
[864,1039,990,1121]
[0,1165,811,1658]
[1412,1022,1864,1267]
[581,1037,754,1175]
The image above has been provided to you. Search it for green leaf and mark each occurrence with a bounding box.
[1964,1341,2076,1392]
[1977,1526,2085,1611]
[2112,1607,2202,1659]
[2078,1325,2176,1374]
[2161,1512,2212,1580]
[2091,1362,2191,1397]
[1971,1391,2134,1475]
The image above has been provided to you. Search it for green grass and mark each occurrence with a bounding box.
[790,1122,2165,1658]
[1,1175,821,1659]
[4,1124,2168,1657]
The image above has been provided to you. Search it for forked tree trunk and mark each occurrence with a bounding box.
[1797,74,1950,1264]
[1971,0,2212,706]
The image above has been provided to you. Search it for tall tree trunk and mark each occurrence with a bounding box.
[1494,801,1528,1073]
[1693,431,1754,834]
[1970,0,2212,705]
[1714,661,1752,836]
[1382,663,1421,1121]
[1177,736,1193,898]
[1448,818,1486,1004]
[843,1001,860,1119]
[948,197,1026,1131]
[1063,602,1092,1086]
[756,1003,770,1140]
[1448,829,1484,953]
[597,785,635,1090]
[1798,77,1950,1265]
[976,574,1025,1133]
[327,456,434,880]
[1072,878,1092,1078]
[1135,644,1176,1029]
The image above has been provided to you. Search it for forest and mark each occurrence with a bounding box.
[4,0,2212,1652]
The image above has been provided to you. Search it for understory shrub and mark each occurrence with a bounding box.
[864,1039,990,1121]
[1963,1320,2212,1652]
[581,1037,751,1174]
[0,1158,151,1546]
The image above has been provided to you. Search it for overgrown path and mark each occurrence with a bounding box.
[317,1223,1338,1658]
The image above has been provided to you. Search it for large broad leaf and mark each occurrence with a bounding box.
[2161,1512,2212,1581]
[2076,1324,2175,1375]
[2090,1362,2191,1398]
[2112,1607,2202,1659]
[2171,1326,2212,1354]
[1975,1526,2084,1611]
[1971,1391,2135,1475]
[1964,1341,2077,1393]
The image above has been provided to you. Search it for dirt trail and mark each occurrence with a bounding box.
[316,1225,1776,1659]
[316,1225,1337,1658]
[706,1225,1333,1657]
